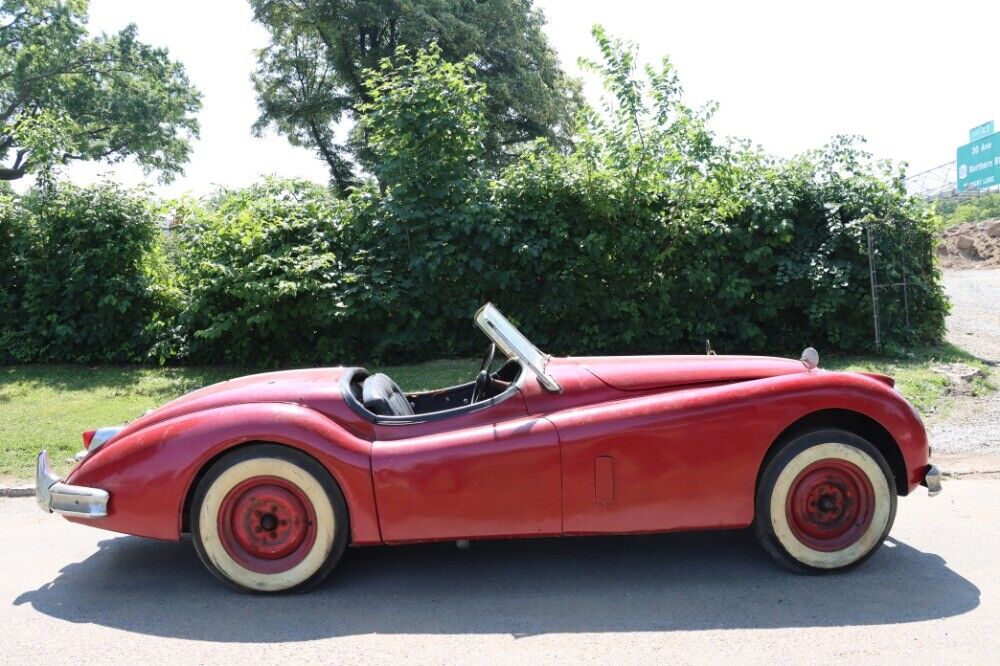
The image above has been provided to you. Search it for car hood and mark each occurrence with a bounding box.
[109,368,354,442]
[568,355,811,391]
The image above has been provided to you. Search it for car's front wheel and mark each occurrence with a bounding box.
[190,443,348,593]
[753,429,897,573]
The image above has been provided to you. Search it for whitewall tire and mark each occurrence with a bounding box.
[190,444,348,593]
[754,429,897,573]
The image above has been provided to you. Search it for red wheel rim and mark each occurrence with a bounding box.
[217,476,318,574]
[785,458,875,552]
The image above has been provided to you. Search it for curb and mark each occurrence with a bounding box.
[0,486,34,498]
[943,469,1000,478]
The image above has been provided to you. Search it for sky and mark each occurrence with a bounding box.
[17,0,1000,197]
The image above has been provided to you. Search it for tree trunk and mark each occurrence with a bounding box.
[0,166,26,180]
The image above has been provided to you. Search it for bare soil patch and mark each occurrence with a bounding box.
[938,218,1000,269]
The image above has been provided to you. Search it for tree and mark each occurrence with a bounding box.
[361,44,486,201]
[250,0,580,193]
[349,45,494,356]
[0,0,201,182]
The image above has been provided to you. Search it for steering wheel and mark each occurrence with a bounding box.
[470,343,496,404]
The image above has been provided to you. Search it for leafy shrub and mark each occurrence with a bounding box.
[338,33,947,359]
[3,182,164,363]
[703,141,947,353]
[485,28,738,353]
[172,178,354,364]
[0,188,30,359]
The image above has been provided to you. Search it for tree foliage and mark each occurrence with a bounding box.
[0,29,948,365]
[349,44,494,356]
[0,0,201,181]
[249,0,580,192]
[934,191,1000,227]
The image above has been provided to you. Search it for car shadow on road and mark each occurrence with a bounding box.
[13,529,979,642]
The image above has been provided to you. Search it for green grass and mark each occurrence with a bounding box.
[0,359,477,483]
[825,343,994,414]
[1,346,993,483]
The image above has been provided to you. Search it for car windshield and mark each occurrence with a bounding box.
[474,303,561,392]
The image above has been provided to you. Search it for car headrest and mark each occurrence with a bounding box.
[361,373,414,417]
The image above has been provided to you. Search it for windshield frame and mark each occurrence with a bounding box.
[474,303,561,393]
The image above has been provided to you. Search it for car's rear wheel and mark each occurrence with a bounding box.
[190,443,348,593]
[753,429,896,573]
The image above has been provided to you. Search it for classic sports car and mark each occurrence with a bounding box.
[37,304,941,593]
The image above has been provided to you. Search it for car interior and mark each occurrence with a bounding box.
[345,348,524,419]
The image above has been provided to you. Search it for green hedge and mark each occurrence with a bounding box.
[1,183,167,363]
[0,189,26,357]
[170,179,354,364]
[0,37,948,366]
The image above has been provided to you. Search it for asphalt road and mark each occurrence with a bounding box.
[2,477,996,664]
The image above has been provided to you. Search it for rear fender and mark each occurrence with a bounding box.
[550,370,928,533]
[65,402,380,544]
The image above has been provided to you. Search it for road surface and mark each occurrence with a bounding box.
[2,477,996,664]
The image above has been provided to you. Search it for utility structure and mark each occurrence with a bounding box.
[908,120,1000,201]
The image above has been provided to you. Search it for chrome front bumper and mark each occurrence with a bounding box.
[36,450,109,518]
[925,464,942,497]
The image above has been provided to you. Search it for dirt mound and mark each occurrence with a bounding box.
[938,218,1000,269]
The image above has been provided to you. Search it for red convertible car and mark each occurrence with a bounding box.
[37,304,941,593]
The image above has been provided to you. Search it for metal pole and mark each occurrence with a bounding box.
[866,225,881,353]
[902,255,911,330]
[895,218,911,332]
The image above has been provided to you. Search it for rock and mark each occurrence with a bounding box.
[932,363,985,384]
[956,236,975,250]
[937,243,950,255]
[988,221,1000,238]
[933,362,986,397]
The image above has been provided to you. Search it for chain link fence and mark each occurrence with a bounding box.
[864,218,939,353]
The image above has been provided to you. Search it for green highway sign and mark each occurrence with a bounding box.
[970,120,995,142]
[957,132,1000,192]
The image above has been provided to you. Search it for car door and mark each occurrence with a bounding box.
[371,391,562,543]
[519,358,765,535]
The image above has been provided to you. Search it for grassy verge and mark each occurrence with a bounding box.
[825,343,994,415]
[1,347,993,483]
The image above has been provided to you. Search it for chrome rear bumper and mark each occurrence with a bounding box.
[36,450,109,518]
[924,464,942,497]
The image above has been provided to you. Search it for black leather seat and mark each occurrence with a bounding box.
[362,373,414,417]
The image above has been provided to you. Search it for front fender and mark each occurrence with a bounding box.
[65,402,381,544]
[764,371,929,493]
